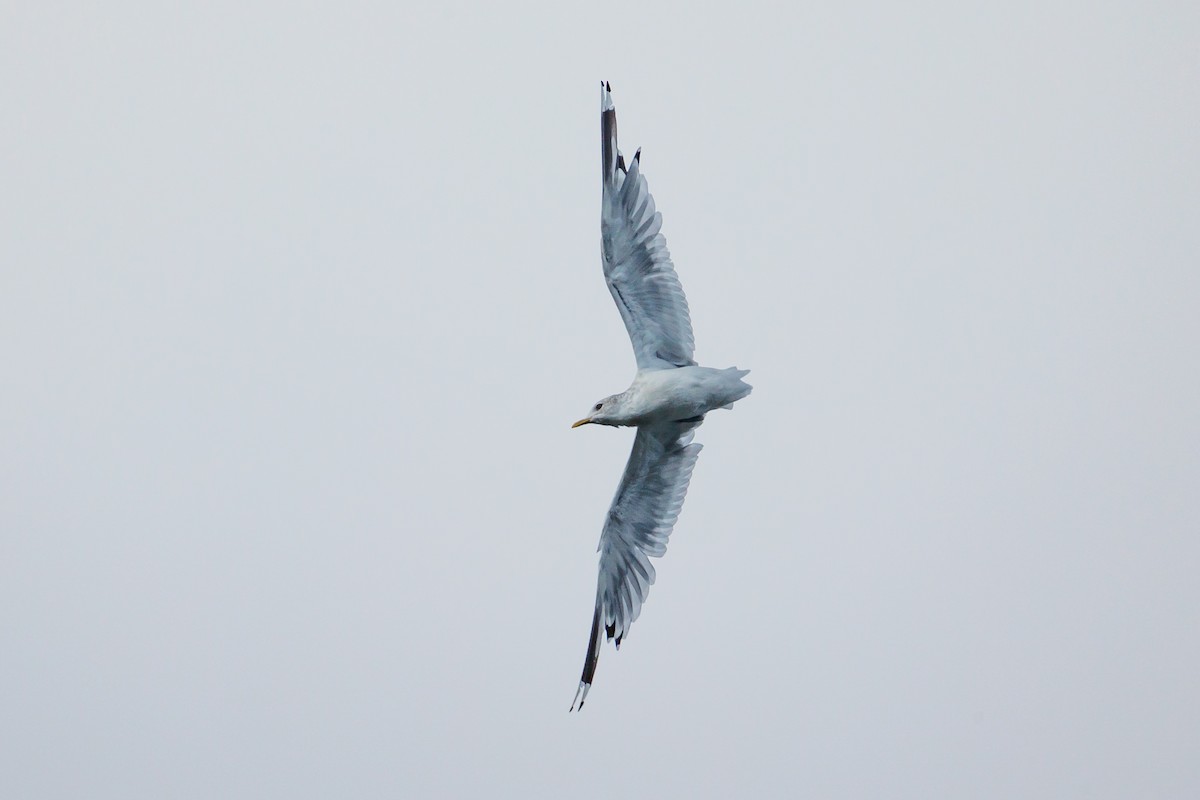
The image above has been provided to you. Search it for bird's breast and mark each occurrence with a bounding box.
[625,367,718,424]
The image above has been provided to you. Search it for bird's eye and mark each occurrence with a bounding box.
[594,403,603,410]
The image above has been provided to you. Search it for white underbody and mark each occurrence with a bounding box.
[609,366,752,426]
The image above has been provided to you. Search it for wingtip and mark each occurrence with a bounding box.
[601,81,615,113]
[570,681,591,712]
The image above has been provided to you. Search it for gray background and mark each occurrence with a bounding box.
[3,2,1198,797]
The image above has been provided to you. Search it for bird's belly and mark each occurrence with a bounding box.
[634,395,705,424]
[627,368,729,424]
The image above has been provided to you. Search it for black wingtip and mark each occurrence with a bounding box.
[633,147,642,163]
[570,680,592,712]
[606,80,611,91]
[573,602,603,712]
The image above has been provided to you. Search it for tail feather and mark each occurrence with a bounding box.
[723,367,753,407]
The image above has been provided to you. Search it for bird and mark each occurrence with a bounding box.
[569,82,752,711]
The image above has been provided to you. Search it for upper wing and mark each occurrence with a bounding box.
[570,420,703,711]
[600,82,696,371]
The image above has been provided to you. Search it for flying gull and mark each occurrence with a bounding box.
[569,82,752,711]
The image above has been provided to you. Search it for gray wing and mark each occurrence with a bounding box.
[600,82,696,371]
[570,420,703,711]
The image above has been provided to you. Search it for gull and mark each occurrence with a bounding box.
[569,82,752,711]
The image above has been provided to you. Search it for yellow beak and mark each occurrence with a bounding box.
[571,418,592,429]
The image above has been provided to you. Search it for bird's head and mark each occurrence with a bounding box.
[572,395,623,428]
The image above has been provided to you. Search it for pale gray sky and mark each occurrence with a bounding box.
[3,2,1198,797]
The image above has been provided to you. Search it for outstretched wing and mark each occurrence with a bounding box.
[600,82,696,371]
[570,420,703,711]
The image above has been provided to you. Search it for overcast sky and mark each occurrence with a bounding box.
[3,2,1198,798]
